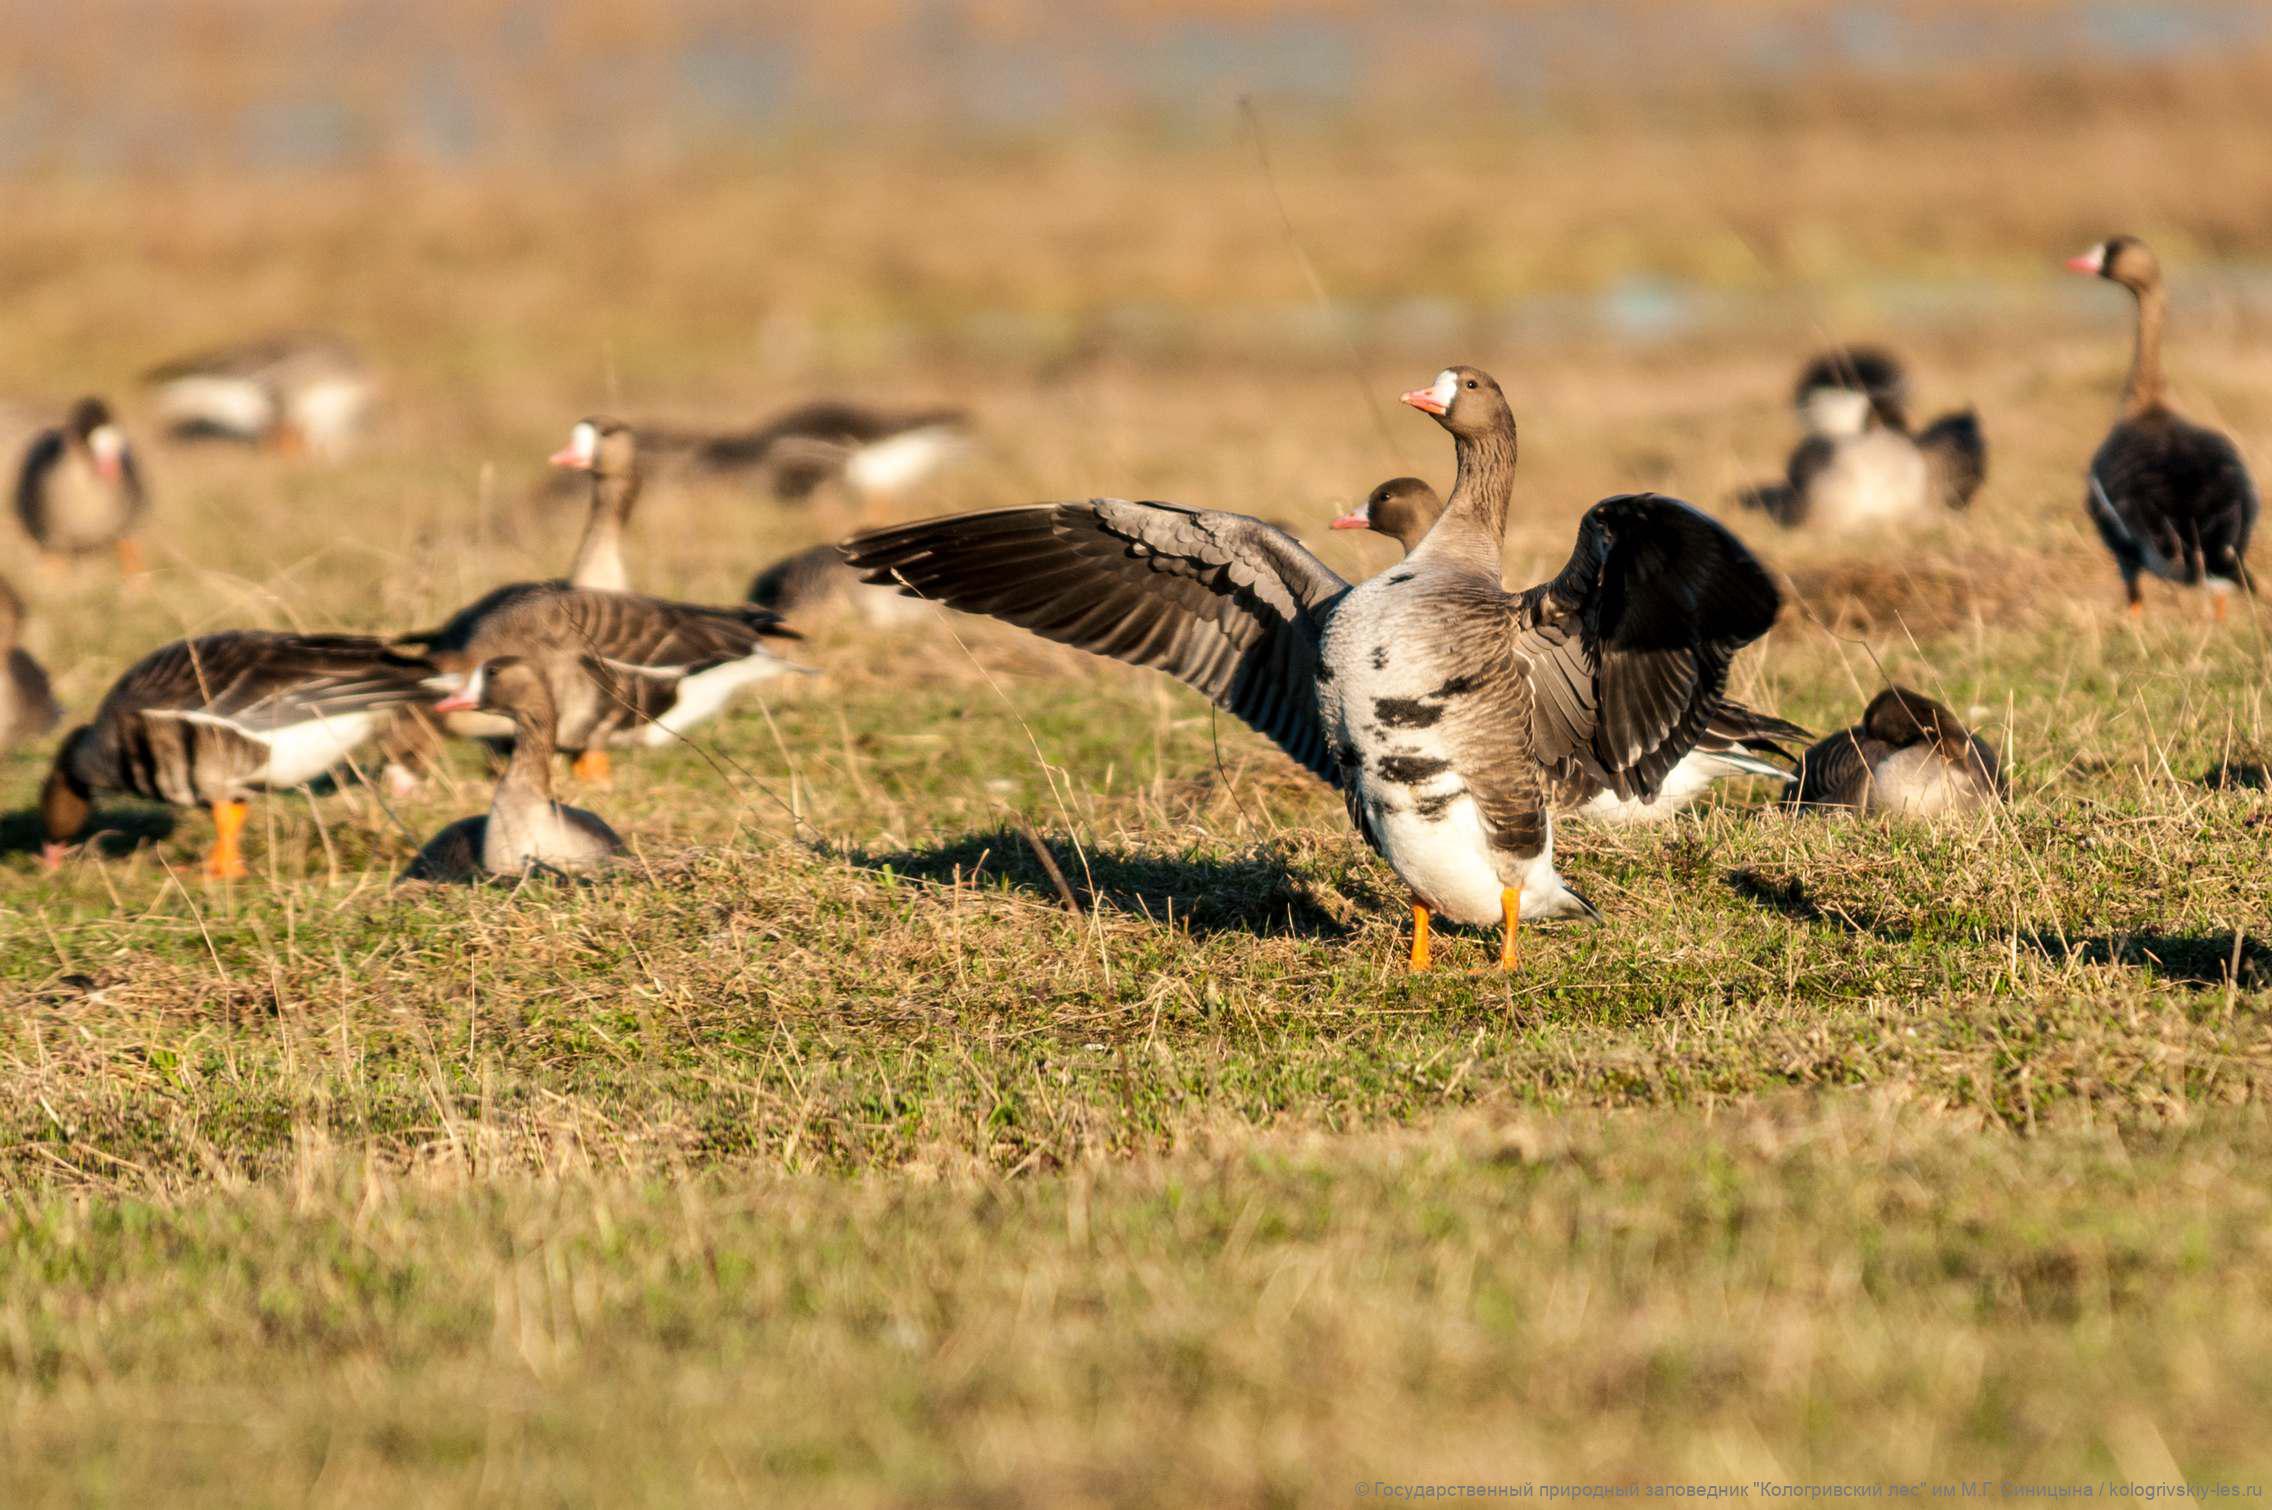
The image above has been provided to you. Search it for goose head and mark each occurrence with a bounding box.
[39,728,97,868]
[432,655,555,730]
[68,397,130,484]
[2066,235,2161,294]
[550,417,637,478]
[1330,476,1443,552]
[1400,365,1512,441]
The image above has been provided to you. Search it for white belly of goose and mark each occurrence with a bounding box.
[844,426,965,495]
[1813,430,1930,526]
[177,708,387,788]
[635,654,805,747]
[1323,583,1567,928]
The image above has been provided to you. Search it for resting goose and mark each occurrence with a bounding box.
[1330,477,1804,823]
[39,632,440,878]
[0,576,62,751]
[1791,686,2003,815]
[2066,237,2257,615]
[16,397,149,576]
[546,400,971,506]
[1738,346,1987,527]
[847,366,1783,971]
[401,657,625,882]
[143,331,374,458]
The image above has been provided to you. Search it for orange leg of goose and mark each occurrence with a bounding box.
[2214,592,2230,623]
[1500,887,1521,971]
[1408,900,1432,973]
[206,800,250,880]
[114,537,147,578]
[571,749,613,787]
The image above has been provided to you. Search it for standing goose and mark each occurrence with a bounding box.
[1791,686,2004,815]
[396,589,804,785]
[549,417,642,593]
[846,366,1783,970]
[401,657,625,882]
[1330,476,1805,823]
[143,331,375,458]
[1737,347,1987,527]
[2066,237,2257,615]
[0,576,63,750]
[40,632,441,878]
[16,397,149,576]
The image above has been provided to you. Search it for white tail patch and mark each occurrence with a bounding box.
[844,425,967,496]
[638,652,811,745]
[154,376,277,438]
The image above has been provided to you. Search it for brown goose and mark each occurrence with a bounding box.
[549,417,642,593]
[0,576,62,750]
[1331,476,1804,822]
[1791,687,2004,815]
[16,397,149,576]
[1737,347,1987,527]
[747,540,929,628]
[143,331,374,458]
[401,657,625,882]
[40,632,440,878]
[547,400,970,505]
[847,366,1783,971]
[397,588,804,786]
[2066,237,2257,615]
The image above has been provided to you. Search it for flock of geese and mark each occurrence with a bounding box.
[0,236,2258,970]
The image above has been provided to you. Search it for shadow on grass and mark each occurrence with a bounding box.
[1728,869,1914,942]
[843,825,1357,940]
[0,804,178,861]
[1732,869,2267,991]
[2201,760,2268,791]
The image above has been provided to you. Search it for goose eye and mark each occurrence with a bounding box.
[1464,379,1477,389]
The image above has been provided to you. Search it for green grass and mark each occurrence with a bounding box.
[3,94,2272,1499]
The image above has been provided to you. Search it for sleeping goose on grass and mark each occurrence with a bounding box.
[0,576,62,751]
[2065,236,2257,616]
[401,656,624,883]
[39,632,441,878]
[846,365,1784,971]
[16,397,149,577]
[143,331,375,458]
[1791,686,2004,816]
[1737,346,1987,528]
[1332,476,1806,823]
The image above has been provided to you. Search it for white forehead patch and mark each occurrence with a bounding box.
[88,425,125,461]
[572,422,599,463]
[460,664,488,704]
[1431,370,1459,408]
[2077,242,2107,271]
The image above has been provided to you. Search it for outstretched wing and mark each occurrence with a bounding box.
[1514,493,1784,802]
[844,501,1351,782]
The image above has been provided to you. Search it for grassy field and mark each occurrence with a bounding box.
[3,67,2272,1503]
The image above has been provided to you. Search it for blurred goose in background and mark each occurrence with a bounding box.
[1331,476,1805,823]
[1737,346,1987,528]
[143,331,374,458]
[550,417,643,593]
[15,397,149,576]
[401,656,624,883]
[2066,236,2257,615]
[848,366,1785,972]
[1790,686,2004,815]
[0,576,62,750]
[40,632,440,878]
[555,400,971,505]
[748,540,929,628]
[396,588,805,787]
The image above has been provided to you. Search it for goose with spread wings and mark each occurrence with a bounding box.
[846,366,1785,971]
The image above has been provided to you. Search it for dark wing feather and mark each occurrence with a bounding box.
[1917,409,1988,509]
[1515,493,1784,801]
[103,632,440,732]
[2090,412,2258,586]
[845,501,1350,782]
[1702,697,1809,759]
[1791,726,1882,810]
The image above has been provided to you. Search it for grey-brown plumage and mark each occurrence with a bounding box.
[0,576,62,750]
[2068,236,2256,609]
[545,400,970,505]
[402,657,625,883]
[748,540,928,627]
[1333,474,1805,819]
[16,397,148,565]
[1737,347,1987,527]
[397,587,804,758]
[847,365,1784,933]
[1791,686,2004,815]
[40,631,440,875]
[550,417,643,593]
[143,331,374,457]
